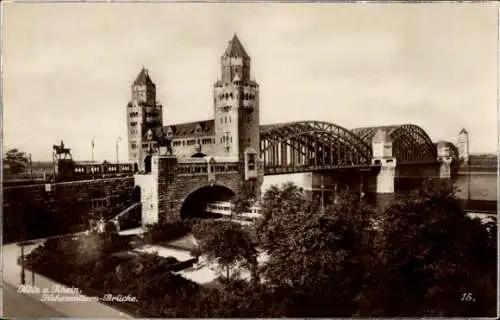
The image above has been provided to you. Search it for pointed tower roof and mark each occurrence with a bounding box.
[223,33,249,58]
[459,128,468,134]
[133,67,155,86]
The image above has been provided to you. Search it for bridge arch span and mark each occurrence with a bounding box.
[352,124,437,163]
[180,184,236,219]
[260,121,372,174]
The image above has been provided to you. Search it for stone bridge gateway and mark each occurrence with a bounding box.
[129,34,458,225]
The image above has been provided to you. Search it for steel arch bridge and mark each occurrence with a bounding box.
[260,121,373,175]
[352,124,438,163]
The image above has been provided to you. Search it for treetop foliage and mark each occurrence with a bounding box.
[3,148,29,175]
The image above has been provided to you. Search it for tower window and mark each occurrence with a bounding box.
[248,154,256,171]
[229,93,233,99]
[225,117,227,123]
[229,116,231,123]
[220,118,223,124]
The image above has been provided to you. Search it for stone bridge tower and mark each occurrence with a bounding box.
[213,34,262,198]
[126,68,163,172]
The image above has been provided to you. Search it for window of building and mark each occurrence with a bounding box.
[220,118,223,124]
[183,140,186,146]
[248,154,256,171]
[224,117,227,124]
[229,116,231,123]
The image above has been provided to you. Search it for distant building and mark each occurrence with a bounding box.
[126,34,260,175]
[468,154,497,170]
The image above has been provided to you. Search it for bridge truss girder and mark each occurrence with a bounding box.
[352,124,437,164]
[260,121,373,174]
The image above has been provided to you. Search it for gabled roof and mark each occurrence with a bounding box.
[133,67,155,87]
[223,34,249,58]
[163,120,215,138]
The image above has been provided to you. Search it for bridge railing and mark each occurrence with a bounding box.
[264,163,379,175]
[176,162,239,176]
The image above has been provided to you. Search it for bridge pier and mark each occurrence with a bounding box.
[437,141,453,179]
[370,129,397,194]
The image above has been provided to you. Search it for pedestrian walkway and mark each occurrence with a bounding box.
[2,281,66,318]
[2,242,133,318]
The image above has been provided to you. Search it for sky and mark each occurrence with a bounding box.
[2,2,498,161]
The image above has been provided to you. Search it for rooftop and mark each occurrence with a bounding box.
[223,33,249,59]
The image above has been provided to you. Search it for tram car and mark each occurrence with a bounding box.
[205,201,262,224]
[55,158,136,181]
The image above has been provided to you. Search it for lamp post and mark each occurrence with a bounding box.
[20,206,26,285]
[91,139,95,180]
[29,154,33,180]
[467,133,471,201]
[91,139,95,163]
[116,137,122,164]
[320,175,325,213]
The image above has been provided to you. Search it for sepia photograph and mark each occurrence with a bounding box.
[1,1,498,318]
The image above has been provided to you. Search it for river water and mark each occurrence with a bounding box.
[454,172,497,201]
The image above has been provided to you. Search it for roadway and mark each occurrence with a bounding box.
[2,281,66,318]
[2,239,132,318]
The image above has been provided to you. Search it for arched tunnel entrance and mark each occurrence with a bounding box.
[180,185,236,219]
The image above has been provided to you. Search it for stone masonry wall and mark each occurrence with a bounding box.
[3,177,134,242]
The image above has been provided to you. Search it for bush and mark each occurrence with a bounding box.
[25,236,208,317]
[145,220,193,244]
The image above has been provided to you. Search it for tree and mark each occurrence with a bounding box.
[192,220,257,281]
[3,148,29,175]
[357,180,497,317]
[256,182,376,317]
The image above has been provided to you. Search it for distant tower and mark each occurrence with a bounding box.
[213,34,261,182]
[458,128,469,162]
[126,68,163,171]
